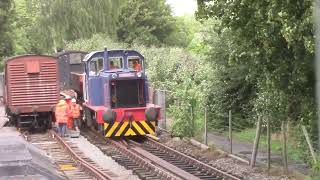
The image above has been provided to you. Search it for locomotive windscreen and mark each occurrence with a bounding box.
[111,79,145,108]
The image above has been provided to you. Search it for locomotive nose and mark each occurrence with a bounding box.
[145,107,158,121]
[102,109,116,124]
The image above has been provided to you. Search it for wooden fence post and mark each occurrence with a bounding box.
[250,116,262,167]
[282,121,288,174]
[190,106,194,137]
[229,110,232,154]
[204,107,208,145]
[267,117,271,174]
[302,125,318,163]
[163,90,166,129]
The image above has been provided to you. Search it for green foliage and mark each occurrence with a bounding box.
[194,1,318,166]
[66,34,127,52]
[165,15,201,47]
[13,0,122,53]
[191,19,256,130]
[116,0,175,46]
[140,46,213,136]
[196,0,317,139]
[11,0,44,54]
[0,0,13,57]
[311,160,320,177]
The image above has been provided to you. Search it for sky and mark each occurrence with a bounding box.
[166,0,198,16]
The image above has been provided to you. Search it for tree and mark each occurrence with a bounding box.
[196,0,318,159]
[23,0,122,52]
[116,0,175,46]
[197,0,315,121]
[11,0,44,54]
[164,15,201,48]
[0,0,13,57]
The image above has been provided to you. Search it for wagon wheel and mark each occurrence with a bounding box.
[45,113,53,130]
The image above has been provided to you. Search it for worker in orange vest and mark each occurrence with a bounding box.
[55,99,70,137]
[71,98,81,132]
[133,60,141,71]
[65,96,73,129]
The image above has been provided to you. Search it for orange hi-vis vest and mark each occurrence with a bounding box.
[134,64,141,71]
[55,101,69,124]
[71,103,80,118]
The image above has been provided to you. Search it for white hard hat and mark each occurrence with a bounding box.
[59,99,66,104]
[71,98,76,103]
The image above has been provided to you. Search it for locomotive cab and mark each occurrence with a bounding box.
[80,49,160,137]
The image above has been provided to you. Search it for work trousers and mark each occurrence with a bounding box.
[58,123,67,137]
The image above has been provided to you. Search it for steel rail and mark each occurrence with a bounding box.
[49,130,113,180]
[89,129,180,179]
[145,137,243,180]
[127,139,201,180]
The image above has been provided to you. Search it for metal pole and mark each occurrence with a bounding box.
[267,117,271,174]
[229,110,232,154]
[282,121,288,174]
[204,107,207,145]
[314,0,320,149]
[190,106,194,137]
[163,90,166,129]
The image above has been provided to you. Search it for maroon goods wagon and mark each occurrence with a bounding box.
[4,55,59,129]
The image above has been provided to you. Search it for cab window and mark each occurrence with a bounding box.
[89,57,103,75]
[109,57,123,70]
[128,57,142,71]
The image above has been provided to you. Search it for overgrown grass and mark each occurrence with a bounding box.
[226,128,309,163]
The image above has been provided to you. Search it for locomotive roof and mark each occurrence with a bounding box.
[83,49,144,62]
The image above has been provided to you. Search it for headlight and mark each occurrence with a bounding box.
[137,72,142,77]
[111,73,117,79]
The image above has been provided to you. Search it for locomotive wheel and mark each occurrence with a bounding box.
[8,115,16,127]
[84,108,93,127]
[45,113,53,130]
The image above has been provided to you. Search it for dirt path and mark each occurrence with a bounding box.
[207,132,310,175]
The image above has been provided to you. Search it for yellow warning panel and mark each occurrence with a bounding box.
[59,164,77,171]
[104,120,156,137]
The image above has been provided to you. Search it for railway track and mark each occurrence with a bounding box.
[136,138,243,180]
[25,130,117,180]
[82,129,243,180]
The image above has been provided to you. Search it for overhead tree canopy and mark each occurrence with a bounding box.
[116,0,175,46]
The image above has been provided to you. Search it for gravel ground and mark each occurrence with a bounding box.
[70,136,140,180]
[158,131,292,180]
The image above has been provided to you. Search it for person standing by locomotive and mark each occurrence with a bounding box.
[65,96,73,129]
[55,99,70,137]
[71,98,81,132]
